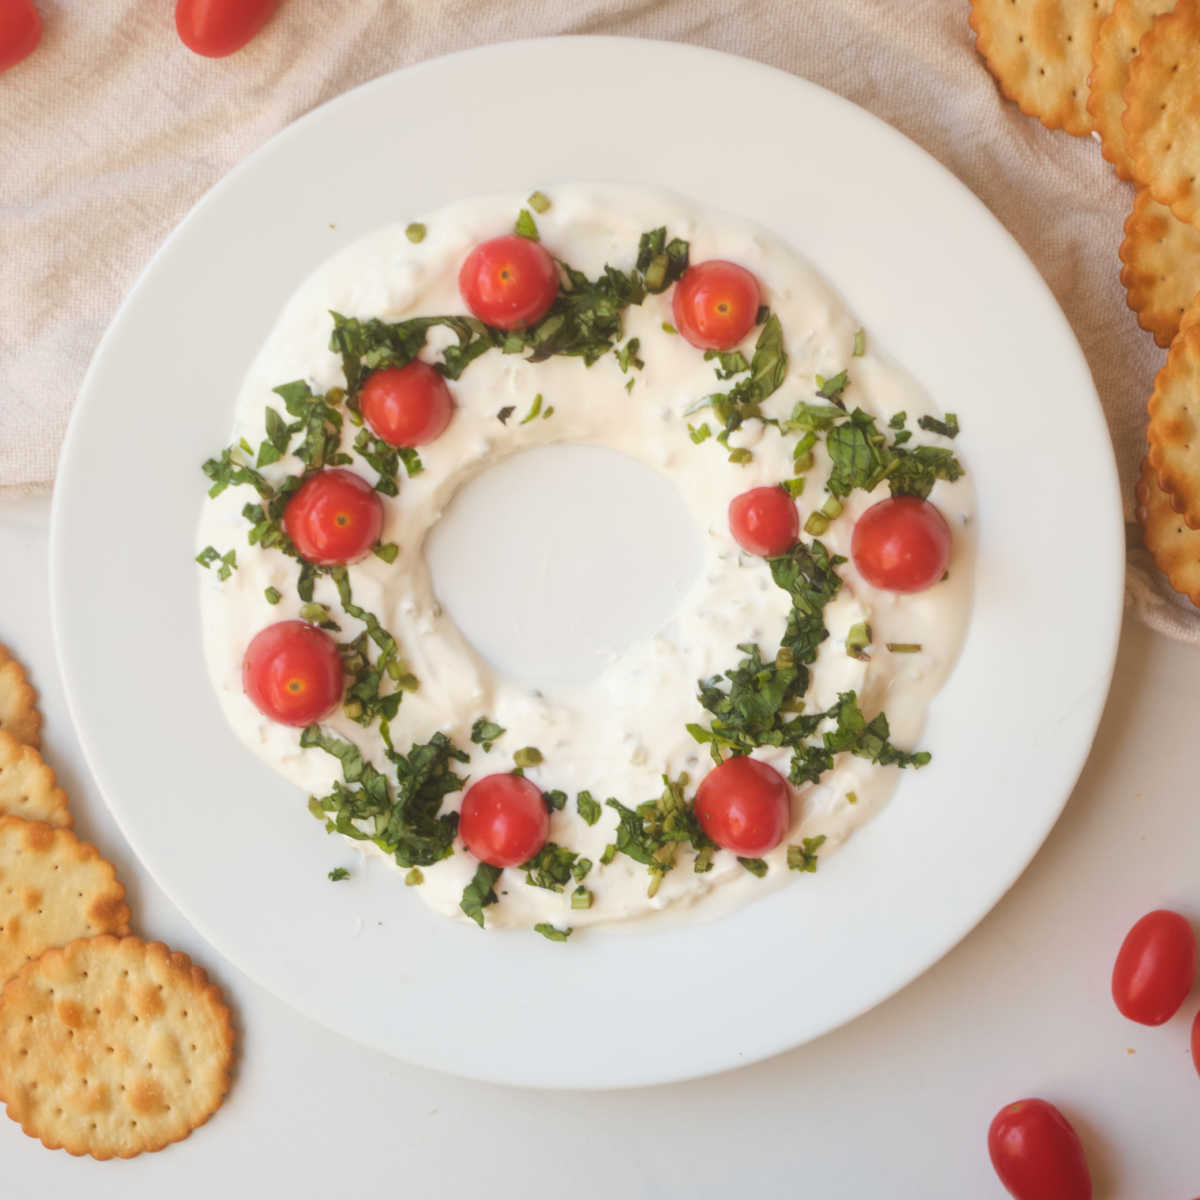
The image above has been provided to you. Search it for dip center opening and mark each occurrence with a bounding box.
[425,443,705,688]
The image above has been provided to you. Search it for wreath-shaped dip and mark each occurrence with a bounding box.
[197,186,972,939]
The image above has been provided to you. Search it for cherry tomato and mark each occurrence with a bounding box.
[459,774,549,868]
[0,0,40,72]
[694,756,791,857]
[242,620,343,727]
[459,235,559,330]
[282,469,383,566]
[175,0,278,58]
[1111,909,1197,1025]
[672,260,761,351]
[988,1099,1091,1200]
[1191,1008,1200,1078]
[850,495,952,593]
[729,486,798,557]
[360,361,454,448]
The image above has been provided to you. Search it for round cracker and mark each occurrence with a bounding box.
[1147,316,1200,526]
[0,731,71,829]
[1087,0,1175,180]
[1120,189,1200,347]
[1137,454,1200,604]
[0,936,235,1159]
[1125,0,1200,231]
[0,646,40,750]
[0,816,130,985]
[969,0,1113,138]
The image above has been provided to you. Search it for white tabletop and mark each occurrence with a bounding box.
[2,491,1195,1197]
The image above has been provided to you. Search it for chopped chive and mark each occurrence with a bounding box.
[405,222,426,243]
[542,405,555,419]
[533,923,571,942]
[792,450,814,472]
[600,844,616,866]
[782,477,806,497]
[328,867,350,882]
[886,642,923,653]
[820,496,843,519]
[264,585,282,605]
[342,700,364,721]
[519,394,543,424]
[846,791,858,805]
[804,511,829,536]
[513,746,543,769]
[404,868,424,886]
[527,190,551,213]
[728,447,753,465]
[853,328,866,357]
[845,621,872,661]
[570,886,593,910]
[787,835,826,872]
[688,423,712,444]
[661,321,678,334]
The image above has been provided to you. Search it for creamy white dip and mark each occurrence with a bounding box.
[196,185,974,931]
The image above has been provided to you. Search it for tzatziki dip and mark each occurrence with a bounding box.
[196,184,973,938]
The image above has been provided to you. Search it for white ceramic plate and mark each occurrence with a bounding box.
[51,37,1123,1088]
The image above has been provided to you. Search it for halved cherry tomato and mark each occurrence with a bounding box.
[459,774,549,868]
[282,469,383,566]
[176,0,278,58]
[360,361,454,448]
[459,235,559,330]
[850,495,951,593]
[0,0,40,72]
[243,620,343,727]
[1111,908,1197,1025]
[672,260,760,351]
[1191,1008,1200,1078]
[729,486,798,557]
[694,756,791,857]
[987,1099,1091,1200]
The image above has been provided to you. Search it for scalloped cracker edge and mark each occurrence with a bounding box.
[0,732,71,829]
[1120,189,1200,346]
[1137,454,1200,605]
[0,647,40,750]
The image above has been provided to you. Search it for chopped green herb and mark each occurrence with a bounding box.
[461,863,502,928]
[599,844,616,865]
[576,790,602,826]
[738,857,768,877]
[196,546,238,581]
[513,746,543,769]
[693,312,787,442]
[195,545,219,568]
[917,413,960,439]
[845,621,872,661]
[571,886,593,910]
[264,586,282,605]
[661,321,678,334]
[886,642,923,653]
[533,923,572,942]
[373,542,399,564]
[615,338,643,374]
[522,843,580,891]
[816,370,849,404]
[782,477,806,498]
[527,190,551,214]
[728,447,753,465]
[572,857,592,882]
[543,405,555,419]
[405,222,426,243]
[787,835,826,872]
[624,378,635,393]
[519,394,543,424]
[804,511,829,536]
[706,348,751,380]
[405,867,424,886]
[888,411,908,430]
[328,867,350,881]
[853,329,866,357]
[470,717,506,752]
[497,406,514,424]
[846,791,858,805]
[544,789,567,812]
[688,423,712,444]
[514,209,539,240]
[605,775,712,894]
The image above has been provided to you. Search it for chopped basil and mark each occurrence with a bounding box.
[373,542,399,564]
[514,208,539,240]
[599,844,616,865]
[815,370,849,404]
[522,843,580,891]
[542,405,555,419]
[576,790,602,826]
[461,863,502,928]
[888,411,907,430]
[635,226,690,293]
[727,448,753,465]
[513,746,543,768]
[497,405,515,424]
[519,394,543,424]
[196,546,237,580]
[328,867,350,881]
[405,222,426,243]
[572,857,592,882]
[691,312,787,443]
[528,190,551,214]
[706,348,751,380]
[544,789,567,812]
[605,775,712,895]
[470,717,506,752]
[264,586,282,605]
[738,857,768,877]
[787,835,826,872]
[615,338,643,373]
[305,724,467,867]
[688,423,712,444]
[533,923,572,942]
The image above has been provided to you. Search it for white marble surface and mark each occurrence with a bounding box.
[2,491,1196,1197]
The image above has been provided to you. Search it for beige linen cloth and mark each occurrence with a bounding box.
[2,0,1192,635]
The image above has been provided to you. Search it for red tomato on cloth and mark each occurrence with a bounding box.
[176,0,279,58]
[0,0,41,72]
[987,1099,1091,1200]
[1111,908,1197,1025]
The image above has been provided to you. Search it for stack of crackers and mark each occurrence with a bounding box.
[970,0,1200,605]
[0,646,235,1159]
